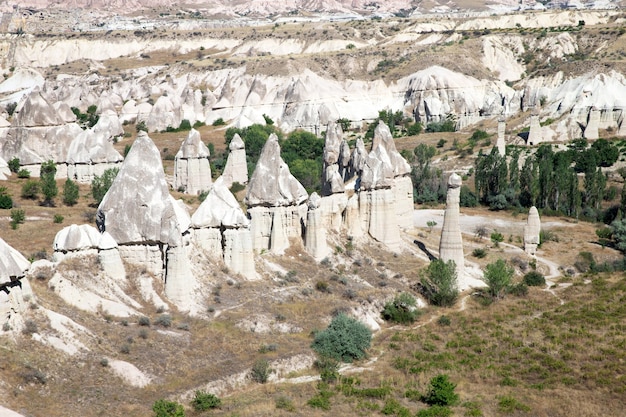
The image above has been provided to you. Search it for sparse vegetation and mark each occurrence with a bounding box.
[419,259,459,307]
[191,390,221,411]
[381,292,421,324]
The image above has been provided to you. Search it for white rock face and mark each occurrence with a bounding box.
[527,114,543,145]
[174,128,212,195]
[359,188,400,251]
[496,119,506,156]
[322,121,345,196]
[524,206,541,256]
[245,133,308,207]
[97,131,181,246]
[96,131,199,312]
[191,177,256,278]
[305,193,330,260]
[439,173,466,287]
[53,224,102,260]
[246,133,308,254]
[221,133,248,188]
[0,237,32,333]
[583,108,600,140]
[0,157,10,180]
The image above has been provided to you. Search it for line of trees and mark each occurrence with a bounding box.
[474,139,621,222]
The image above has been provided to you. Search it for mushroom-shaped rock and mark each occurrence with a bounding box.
[523,206,541,256]
[174,128,212,195]
[439,173,465,287]
[53,224,101,253]
[244,133,308,207]
[221,133,248,188]
[96,131,182,247]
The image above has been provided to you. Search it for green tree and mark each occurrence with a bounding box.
[40,160,58,206]
[412,144,443,204]
[483,259,514,300]
[422,374,459,406]
[610,218,626,254]
[152,399,185,417]
[62,179,79,206]
[419,259,458,307]
[191,391,220,411]
[91,168,119,205]
[0,187,12,209]
[381,293,421,324]
[311,313,372,363]
[8,158,19,173]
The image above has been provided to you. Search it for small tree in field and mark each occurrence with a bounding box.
[311,313,371,363]
[40,160,57,206]
[420,259,458,307]
[422,374,459,406]
[152,399,185,417]
[62,179,79,206]
[483,259,514,300]
[91,167,119,205]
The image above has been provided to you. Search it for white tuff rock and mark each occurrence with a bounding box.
[439,173,466,287]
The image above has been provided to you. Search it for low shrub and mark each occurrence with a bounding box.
[152,399,185,417]
[250,359,271,383]
[191,390,221,411]
[523,271,546,286]
[381,292,421,324]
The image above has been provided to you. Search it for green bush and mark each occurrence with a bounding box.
[40,160,58,206]
[212,118,226,126]
[10,209,25,229]
[483,259,514,300]
[490,231,504,246]
[8,157,20,173]
[17,168,30,178]
[420,259,459,307]
[381,292,421,324]
[154,314,172,327]
[152,399,185,417]
[307,383,333,410]
[191,390,221,411]
[91,167,119,205]
[275,395,296,411]
[422,374,459,406]
[53,214,64,224]
[21,180,40,199]
[62,179,79,206]
[472,248,487,258]
[497,395,530,413]
[250,359,271,383]
[311,313,371,363]
[0,188,13,209]
[523,271,546,287]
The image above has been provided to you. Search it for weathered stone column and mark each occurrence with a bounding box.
[439,173,464,279]
[524,206,541,256]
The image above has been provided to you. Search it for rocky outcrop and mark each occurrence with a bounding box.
[66,110,124,183]
[304,193,329,260]
[174,128,212,195]
[221,133,248,188]
[524,206,541,256]
[527,114,543,146]
[583,107,600,140]
[245,133,308,254]
[0,237,33,333]
[322,121,346,196]
[96,131,198,312]
[496,118,506,156]
[439,173,465,286]
[191,177,256,278]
